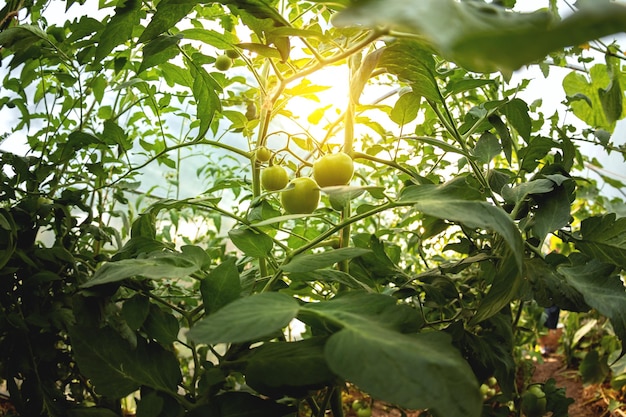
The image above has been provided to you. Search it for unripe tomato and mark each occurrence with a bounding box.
[215,54,232,71]
[280,177,320,214]
[261,165,289,191]
[255,146,271,162]
[225,49,239,59]
[351,400,363,411]
[312,152,354,187]
[356,407,372,417]
[521,385,547,417]
[487,376,497,387]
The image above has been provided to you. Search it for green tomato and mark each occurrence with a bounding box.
[521,385,547,417]
[225,49,239,59]
[356,407,372,417]
[312,151,354,187]
[280,177,320,214]
[487,376,497,387]
[351,400,363,411]
[261,165,289,191]
[255,146,272,162]
[480,383,490,396]
[214,54,232,71]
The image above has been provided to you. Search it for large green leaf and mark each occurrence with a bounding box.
[138,34,181,73]
[244,338,334,397]
[563,64,626,132]
[559,260,626,356]
[228,227,273,258]
[83,248,206,288]
[69,326,182,398]
[200,258,242,315]
[187,59,222,140]
[524,257,589,313]
[95,0,141,62]
[399,183,523,272]
[531,184,572,243]
[325,327,481,416]
[572,214,626,270]
[334,0,626,73]
[188,293,299,345]
[281,247,371,273]
[139,0,195,43]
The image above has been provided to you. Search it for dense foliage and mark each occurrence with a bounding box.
[1,0,626,416]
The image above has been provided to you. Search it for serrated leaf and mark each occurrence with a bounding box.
[228,227,273,258]
[188,293,299,345]
[139,0,195,43]
[325,327,481,416]
[281,247,372,273]
[69,326,182,398]
[399,183,523,272]
[579,350,611,384]
[0,24,52,49]
[139,34,181,73]
[573,214,626,269]
[95,0,141,62]
[201,258,241,315]
[179,28,239,50]
[524,258,589,312]
[187,59,221,139]
[378,41,441,102]
[560,260,626,356]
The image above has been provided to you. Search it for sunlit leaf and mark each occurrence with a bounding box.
[139,34,181,73]
[572,214,626,269]
[95,0,142,62]
[335,0,626,73]
[139,0,195,43]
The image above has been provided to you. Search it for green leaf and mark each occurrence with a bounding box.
[228,227,273,258]
[471,249,522,325]
[531,184,572,243]
[399,183,523,272]
[139,34,181,73]
[501,178,555,205]
[563,64,626,132]
[334,0,626,73]
[378,40,441,102]
[288,269,372,291]
[83,250,205,288]
[122,294,151,330]
[69,326,182,398]
[200,258,242,315]
[179,28,239,50]
[188,59,221,140]
[579,350,611,385]
[389,90,421,126]
[524,258,589,312]
[560,260,626,356]
[0,24,52,50]
[488,114,513,164]
[281,247,372,273]
[473,131,501,165]
[325,327,481,416]
[244,338,334,397]
[188,293,299,345]
[143,304,180,345]
[573,214,626,270]
[95,0,142,62]
[501,98,532,142]
[139,0,195,43]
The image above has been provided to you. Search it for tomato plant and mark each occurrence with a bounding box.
[1,1,626,417]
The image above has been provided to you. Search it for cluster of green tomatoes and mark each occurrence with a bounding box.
[257,147,354,214]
